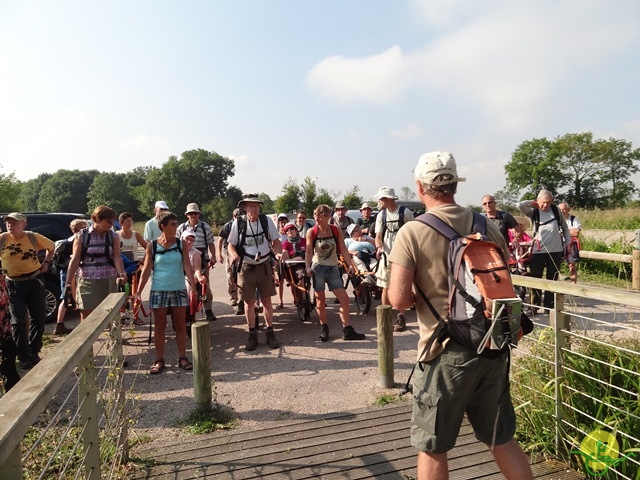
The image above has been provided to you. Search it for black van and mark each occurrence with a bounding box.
[1,212,86,322]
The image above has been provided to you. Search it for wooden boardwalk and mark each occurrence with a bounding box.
[132,403,582,479]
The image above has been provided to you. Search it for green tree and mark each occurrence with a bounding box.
[315,189,334,207]
[342,186,363,209]
[0,167,22,212]
[204,186,243,225]
[37,169,99,214]
[300,177,319,215]
[274,178,301,215]
[87,172,145,219]
[594,137,639,208]
[505,133,640,208]
[140,149,234,217]
[257,193,274,214]
[19,173,52,211]
[505,137,563,199]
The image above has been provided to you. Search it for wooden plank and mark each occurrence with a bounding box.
[133,402,581,480]
[513,274,640,308]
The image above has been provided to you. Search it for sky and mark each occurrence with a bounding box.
[1,0,640,208]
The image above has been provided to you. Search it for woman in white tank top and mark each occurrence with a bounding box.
[116,212,147,262]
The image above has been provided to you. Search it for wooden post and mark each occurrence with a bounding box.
[78,350,101,480]
[0,444,23,479]
[632,250,640,290]
[376,305,394,388]
[192,321,212,412]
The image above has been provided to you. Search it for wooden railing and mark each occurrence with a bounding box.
[0,293,127,480]
[579,249,640,289]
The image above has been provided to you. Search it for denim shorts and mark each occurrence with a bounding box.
[149,289,188,309]
[311,264,344,292]
[410,342,516,453]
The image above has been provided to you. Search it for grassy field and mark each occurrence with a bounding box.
[570,208,640,230]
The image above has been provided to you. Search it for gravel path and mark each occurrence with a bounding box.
[112,264,419,449]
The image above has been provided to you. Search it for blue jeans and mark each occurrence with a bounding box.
[7,276,47,362]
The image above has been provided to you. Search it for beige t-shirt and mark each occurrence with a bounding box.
[389,204,507,362]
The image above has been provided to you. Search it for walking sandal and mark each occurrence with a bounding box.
[149,359,165,374]
[177,356,193,371]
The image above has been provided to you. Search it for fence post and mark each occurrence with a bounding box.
[192,321,212,412]
[78,350,101,480]
[376,305,394,388]
[112,314,129,461]
[0,444,23,479]
[552,292,568,456]
[632,249,640,290]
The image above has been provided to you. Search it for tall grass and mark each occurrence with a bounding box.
[512,332,640,479]
[572,209,640,231]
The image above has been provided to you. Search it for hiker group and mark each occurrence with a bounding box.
[0,149,586,480]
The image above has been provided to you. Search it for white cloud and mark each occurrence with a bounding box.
[307,1,639,134]
[306,46,409,103]
[390,122,422,139]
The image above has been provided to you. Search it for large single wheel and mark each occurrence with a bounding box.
[44,278,61,324]
[296,289,306,321]
[354,285,372,315]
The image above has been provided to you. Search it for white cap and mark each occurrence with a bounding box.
[346,224,359,236]
[414,151,465,185]
[155,200,169,210]
[180,229,196,240]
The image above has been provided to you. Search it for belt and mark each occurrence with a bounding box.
[6,269,41,282]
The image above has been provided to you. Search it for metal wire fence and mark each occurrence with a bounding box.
[0,293,130,480]
[511,275,640,480]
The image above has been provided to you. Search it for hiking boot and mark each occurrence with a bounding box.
[265,327,280,349]
[231,299,238,307]
[205,309,217,321]
[245,331,258,351]
[235,303,245,315]
[54,323,73,335]
[319,324,329,342]
[19,359,34,370]
[342,325,365,341]
[394,314,407,332]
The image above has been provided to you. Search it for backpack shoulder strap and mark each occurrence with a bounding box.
[25,231,38,250]
[237,216,247,247]
[258,214,271,243]
[414,213,461,241]
[80,228,90,259]
[532,208,540,235]
[399,206,406,227]
[415,211,487,240]
[311,224,319,250]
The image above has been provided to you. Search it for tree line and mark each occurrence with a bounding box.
[1,133,638,222]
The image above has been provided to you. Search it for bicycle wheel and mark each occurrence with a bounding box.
[354,285,372,314]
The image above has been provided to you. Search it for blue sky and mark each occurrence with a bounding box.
[1,0,639,208]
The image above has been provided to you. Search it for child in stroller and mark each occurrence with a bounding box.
[281,222,307,288]
[280,223,313,320]
[344,224,377,285]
